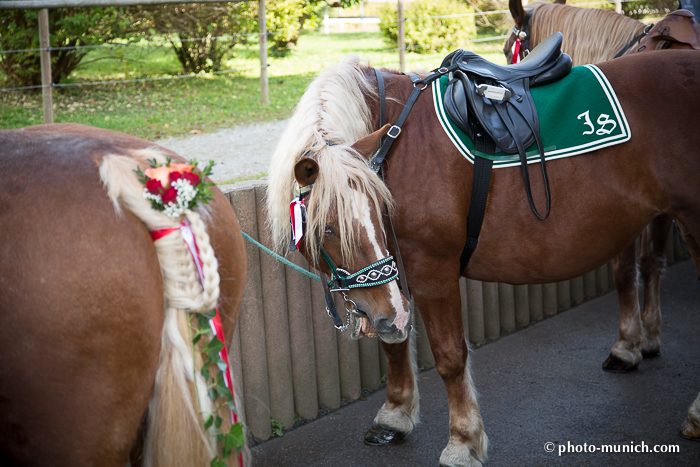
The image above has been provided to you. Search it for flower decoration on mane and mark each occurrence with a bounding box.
[136,157,215,217]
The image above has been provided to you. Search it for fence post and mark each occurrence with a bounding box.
[466,279,484,345]
[583,270,596,299]
[253,183,295,430]
[528,284,543,322]
[543,283,557,317]
[498,283,515,333]
[38,8,53,124]
[229,184,271,441]
[258,0,269,105]
[596,264,609,294]
[483,282,500,340]
[615,0,621,14]
[397,0,405,71]
[310,270,341,410]
[557,280,571,311]
[514,284,529,328]
[571,276,584,305]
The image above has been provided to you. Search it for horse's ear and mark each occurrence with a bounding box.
[294,158,319,187]
[509,0,526,27]
[553,0,566,4]
[351,124,391,160]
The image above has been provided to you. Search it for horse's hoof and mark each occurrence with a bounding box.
[680,416,700,440]
[641,348,660,358]
[364,424,408,446]
[602,353,638,372]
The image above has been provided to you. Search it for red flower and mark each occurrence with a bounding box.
[145,178,163,195]
[169,171,183,185]
[161,187,177,204]
[182,171,201,187]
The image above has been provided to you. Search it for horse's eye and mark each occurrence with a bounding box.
[324,226,335,236]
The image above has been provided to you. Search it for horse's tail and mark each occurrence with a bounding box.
[99,150,243,467]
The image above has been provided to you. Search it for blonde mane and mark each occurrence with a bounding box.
[527,2,645,65]
[267,56,394,266]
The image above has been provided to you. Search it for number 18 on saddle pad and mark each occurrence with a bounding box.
[433,64,631,168]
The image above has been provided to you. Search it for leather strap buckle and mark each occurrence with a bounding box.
[387,125,402,139]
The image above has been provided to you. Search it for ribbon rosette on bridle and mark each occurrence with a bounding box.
[289,182,312,251]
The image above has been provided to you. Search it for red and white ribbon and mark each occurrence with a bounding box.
[289,197,305,249]
[150,223,243,466]
[512,38,522,64]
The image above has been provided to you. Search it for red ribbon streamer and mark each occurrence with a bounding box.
[150,225,243,466]
[513,38,522,64]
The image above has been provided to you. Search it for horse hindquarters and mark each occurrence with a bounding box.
[0,146,164,466]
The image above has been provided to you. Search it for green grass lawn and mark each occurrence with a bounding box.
[0,31,507,140]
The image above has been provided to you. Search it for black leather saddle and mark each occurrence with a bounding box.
[440,32,572,219]
[441,32,571,155]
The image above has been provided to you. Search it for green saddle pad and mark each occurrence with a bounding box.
[432,64,631,168]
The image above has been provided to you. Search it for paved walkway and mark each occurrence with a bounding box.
[251,260,700,467]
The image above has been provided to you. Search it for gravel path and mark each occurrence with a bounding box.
[157,119,289,184]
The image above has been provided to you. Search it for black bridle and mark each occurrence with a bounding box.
[510,10,534,63]
[290,176,403,331]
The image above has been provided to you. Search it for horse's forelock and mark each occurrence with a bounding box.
[267,56,393,266]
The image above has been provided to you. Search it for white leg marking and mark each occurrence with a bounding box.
[440,348,488,467]
[374,331,420,432]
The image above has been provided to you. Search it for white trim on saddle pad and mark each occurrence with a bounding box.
[432,64,632,168]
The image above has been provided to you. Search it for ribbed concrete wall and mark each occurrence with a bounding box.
[220,182,684,441]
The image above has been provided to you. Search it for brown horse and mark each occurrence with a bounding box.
[0,124,246,467]
[504,0,700,372]
[266,51,700,466]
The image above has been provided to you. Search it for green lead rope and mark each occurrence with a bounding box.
[239,230,321,283]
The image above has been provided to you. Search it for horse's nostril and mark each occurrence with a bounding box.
[372,316,396,334]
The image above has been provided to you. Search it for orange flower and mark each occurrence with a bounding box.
[144,166,174,187]
[170,163,195,174]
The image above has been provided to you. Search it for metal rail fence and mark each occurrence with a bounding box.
[218,180,687,442]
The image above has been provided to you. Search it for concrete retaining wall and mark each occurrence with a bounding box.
[220,181,686,441]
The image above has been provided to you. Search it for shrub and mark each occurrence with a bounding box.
[379,0,476,54]
[133,3,257,74]
[0,7,140,88]
[266,0,325,56]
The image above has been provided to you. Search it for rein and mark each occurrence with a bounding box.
[614,23,653,58]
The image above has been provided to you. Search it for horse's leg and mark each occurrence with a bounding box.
[603,241,644,372]
[673,220,700,439]
[415,276,487,467]
[639,214,673,357]
[364,336,419,445]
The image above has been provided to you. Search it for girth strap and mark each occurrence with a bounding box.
[459,156,493,273]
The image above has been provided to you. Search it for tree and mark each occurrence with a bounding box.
[0,7,141,88]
